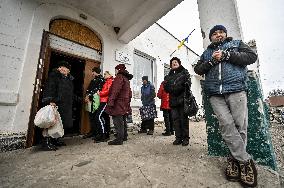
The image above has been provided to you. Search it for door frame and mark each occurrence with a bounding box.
[26,31,102,147]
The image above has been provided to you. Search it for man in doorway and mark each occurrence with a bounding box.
[42,60,74,150]
[194,25,258,187]
[84,67,105,141]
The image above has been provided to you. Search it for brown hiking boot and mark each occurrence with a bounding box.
[225,157,240,182]
[239,159,258,187]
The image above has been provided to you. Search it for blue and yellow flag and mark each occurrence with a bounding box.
[177,29,195,50]
[170,29,195,57]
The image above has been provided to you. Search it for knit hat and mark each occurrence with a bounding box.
[170,57,181,68]
[142,76,148,81]
[92,67,101,74]
[115,64,126,71]
[57,60,71,70]
[209,25,227,40]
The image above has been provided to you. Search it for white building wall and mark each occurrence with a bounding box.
[0,0,39,133]
[128,24,201,111]
[197,0,243,48]
[0,1,201,136]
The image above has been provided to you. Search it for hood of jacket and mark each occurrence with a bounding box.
[117,69,133,80]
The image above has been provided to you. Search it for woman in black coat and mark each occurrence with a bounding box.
[42,61,74,150]
[164,57,191,146]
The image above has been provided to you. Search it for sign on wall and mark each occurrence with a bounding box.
[115,50,131,64]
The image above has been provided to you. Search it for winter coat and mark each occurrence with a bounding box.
[86,74,105,112]
[42,69,74,129]
[164,65,191,108]
[99,76,113,103]
[86,75,105,97]
[105,70,133,116]
[141,81,155,106]
[157,81,170,110]
[194,37,257,96]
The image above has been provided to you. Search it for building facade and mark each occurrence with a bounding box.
[0,0,203,150]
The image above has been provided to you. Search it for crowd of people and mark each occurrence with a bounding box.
[40,25,258,187]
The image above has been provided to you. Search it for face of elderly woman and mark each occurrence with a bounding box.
[171,60,180,70]
[58,66,70,76]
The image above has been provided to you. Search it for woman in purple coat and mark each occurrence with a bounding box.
[105,64,133,145]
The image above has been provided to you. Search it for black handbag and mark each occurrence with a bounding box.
[184,82,198,117]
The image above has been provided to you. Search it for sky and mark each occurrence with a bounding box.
[157,0,284,98]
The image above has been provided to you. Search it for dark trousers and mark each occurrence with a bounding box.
[89,111,98,136]
[94,102,109,139]
[141,119,154,131]
[171,106,189,141]
[112,115,128,141]
[163,109,173,133]
[103,111,110,137]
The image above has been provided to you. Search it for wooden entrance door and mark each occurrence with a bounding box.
[80,60,101,134]
[26,30,51,147]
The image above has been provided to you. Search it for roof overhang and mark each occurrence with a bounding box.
[58,0,183,43]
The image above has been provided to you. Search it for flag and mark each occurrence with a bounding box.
[170,29,195,57]
[177,29,195,50]
[178,39,186,50]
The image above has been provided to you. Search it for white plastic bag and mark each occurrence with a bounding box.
[47,109,64,138]
[41,108,64,138]
[85,101,92,112]
[34,105,57,128]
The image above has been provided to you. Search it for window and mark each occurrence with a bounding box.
[133,50,155,99]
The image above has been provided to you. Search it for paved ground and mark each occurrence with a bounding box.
[0,121,282,188]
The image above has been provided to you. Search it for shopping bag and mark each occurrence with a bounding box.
[85,101,92,112]
[139,104,157,121]
[92,93,100,112]
[47,108,64,138]
[34,105,57,128]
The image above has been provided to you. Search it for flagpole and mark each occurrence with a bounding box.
[170,28,196,57]
[170,50,177,57]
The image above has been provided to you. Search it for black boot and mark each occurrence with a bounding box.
[173,139,183,145]
[52,138,66,147]
[94,134,109,143]
[42,137,57,151]
[108,139,123,145]
[138,129,147,134]
[162,132,171,136]
[182,139,189,146]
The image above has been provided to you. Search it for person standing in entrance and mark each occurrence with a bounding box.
[84,67,105,140]
[194,25,258,187]
[42,60,74,150]
[164,57,191,146]
[106,64,133,145]
[157,78,174,136]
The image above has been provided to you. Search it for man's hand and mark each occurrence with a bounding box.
[212,50,223,62]
[84,96,90,102]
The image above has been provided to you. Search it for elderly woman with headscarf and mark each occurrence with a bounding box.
[105,64,133,145]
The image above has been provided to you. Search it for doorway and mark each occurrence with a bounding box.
[33,50,86,145]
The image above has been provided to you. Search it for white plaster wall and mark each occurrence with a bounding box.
[197,0,243,48]
[0,1,201,134]
[0,1,121,133]
[0,0,39,133]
